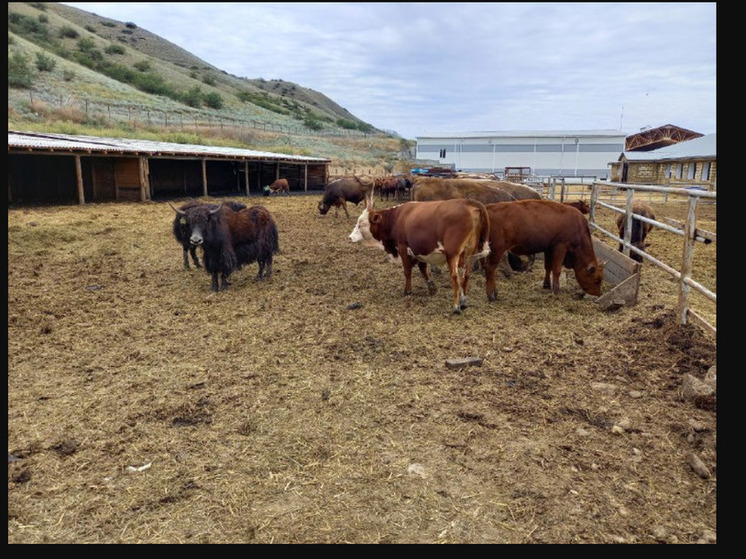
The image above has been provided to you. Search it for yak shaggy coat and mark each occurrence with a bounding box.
[172,202,280,292]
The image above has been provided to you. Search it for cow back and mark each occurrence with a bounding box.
[411,177,515,204]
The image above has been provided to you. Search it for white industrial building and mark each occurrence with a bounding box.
[415,130,627,179]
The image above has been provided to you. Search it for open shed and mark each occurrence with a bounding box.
[8,131,331,205]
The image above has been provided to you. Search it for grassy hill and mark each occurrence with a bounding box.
[8,2,415,173]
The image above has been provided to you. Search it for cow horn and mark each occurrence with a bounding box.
[209,205,221,215]
[169,202,186,216]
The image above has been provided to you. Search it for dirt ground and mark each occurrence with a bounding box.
[8,194,716,544]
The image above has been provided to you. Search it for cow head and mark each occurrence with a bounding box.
[318,200,330,215]
[169,202,220,246]
[349,198,384,250]
[576,260,606,296]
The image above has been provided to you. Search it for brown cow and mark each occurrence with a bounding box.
[318,176,375,217]
[264,178,290,195]
[349,197,491,314]
[411,177,516,204]
[374,176,400,200]
[616,202,655,263]
[488,180,542,200]
[482,199,605,301]
[565,200,590,214]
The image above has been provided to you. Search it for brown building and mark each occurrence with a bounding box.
[609,133,716,190]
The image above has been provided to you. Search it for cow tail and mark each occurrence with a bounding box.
[473,204,491,261]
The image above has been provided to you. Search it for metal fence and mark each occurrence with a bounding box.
[584,181,716,335]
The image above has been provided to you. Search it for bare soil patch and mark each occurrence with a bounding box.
[8,196,716,544]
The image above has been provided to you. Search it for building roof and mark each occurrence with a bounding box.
[8,130,331,163]
[621,133,716,162]
[416,129,625,140]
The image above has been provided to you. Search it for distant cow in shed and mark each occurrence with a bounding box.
[411,177,516,204]
[349,197,491,314]
[482,199,605,301]
[318,176,375,217]
[264,178,290,196]
[616,202,655,263]
[171,200,246,269]
[170,202,280,292]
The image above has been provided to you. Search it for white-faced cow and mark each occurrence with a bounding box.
[170,202,279,292]
[171,200,246,269]
[482,199,605,301]
[349,197,491,314]
[264,178,290,196]
[616,202,655,263]
[318,176,375,217]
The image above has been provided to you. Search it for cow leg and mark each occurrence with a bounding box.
[402,258,415,295]
[189,246,201,268]
[447,257,465,314]
[417,261,436,295]
[484,252,503,302]
[549,247,567,294]
[182,248,191,269]
[342,202,350,218]
[211,272,220,292]
[542,249,553,290]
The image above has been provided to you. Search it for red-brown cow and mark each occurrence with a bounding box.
[265,178,290,195]
[349,198,491,314]
[616,202,655,262]
[564,199,590,214]
[482,199,605,301]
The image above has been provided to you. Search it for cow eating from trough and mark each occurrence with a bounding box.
[170,201,280,292]
[348,197,491,314]
[616,202,655,263]
[482,199,605,301]
[172,200,247,269]
[318,176,375,218]
[264,178,290,196]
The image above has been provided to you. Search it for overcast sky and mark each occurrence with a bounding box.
[63,2,716,139]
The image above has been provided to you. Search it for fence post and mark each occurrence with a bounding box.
[676,197,699,326]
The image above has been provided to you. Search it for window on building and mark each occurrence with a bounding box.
[687,162,696,180]
[665,163,672,179]
[702,161,711,181]
[439,148,446,158]
[675,163,683,179]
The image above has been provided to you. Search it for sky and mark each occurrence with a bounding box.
[62,2,716,140]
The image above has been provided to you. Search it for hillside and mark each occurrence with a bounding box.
[7,2,414,172]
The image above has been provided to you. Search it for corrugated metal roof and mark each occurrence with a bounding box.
[416,129,626,140]
[622,133,716,161]
[8,130,331,163]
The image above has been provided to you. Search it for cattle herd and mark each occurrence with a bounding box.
[171,175,654,311]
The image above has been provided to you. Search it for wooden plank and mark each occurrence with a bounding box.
[593,238,639,285]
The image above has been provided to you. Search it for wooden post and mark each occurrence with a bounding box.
[244,162,250,195]
[202,159,208,197]
[75,155,85,204]
[676,197,699,326]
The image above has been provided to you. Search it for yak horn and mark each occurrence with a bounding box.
[168,202,186,216]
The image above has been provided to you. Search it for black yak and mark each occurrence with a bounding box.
[172,201,246,269]
[170,201,279,291]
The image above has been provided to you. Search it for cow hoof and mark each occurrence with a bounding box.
[452,307,462,315]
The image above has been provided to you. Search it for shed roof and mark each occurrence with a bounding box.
[8,130,331,163]
[621,133,716,162]
[416,129,625,140]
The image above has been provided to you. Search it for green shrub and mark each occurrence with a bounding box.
[203,92,224,109]
[134,60,151,72]
[105,44,126,55]
[77,37,96,52]
[62,69,76,82]
[38,14,48,24]
[35,52,56,72]
[202,74,216,86]
[182,86,203,108]
[8,52,34,89]
[59,26,79,39]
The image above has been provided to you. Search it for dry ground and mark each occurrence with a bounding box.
[8,194,716,544]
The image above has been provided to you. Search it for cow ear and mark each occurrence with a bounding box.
[587,264,596,274]
[370,213,382,224]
